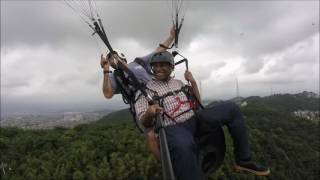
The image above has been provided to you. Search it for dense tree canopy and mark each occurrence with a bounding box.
[1,95,319,179]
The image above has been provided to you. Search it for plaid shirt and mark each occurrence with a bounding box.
[134,78,194,127]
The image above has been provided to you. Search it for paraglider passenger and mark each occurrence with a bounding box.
[134,51,270,180]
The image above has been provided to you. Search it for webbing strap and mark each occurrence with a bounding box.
[155,85,198,123]
[113,69,145,133]
[168,96,194,118]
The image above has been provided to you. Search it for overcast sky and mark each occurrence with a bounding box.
[1,0,319,114]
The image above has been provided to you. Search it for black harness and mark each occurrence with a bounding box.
[113,64,201,132]
[113,68,145,132]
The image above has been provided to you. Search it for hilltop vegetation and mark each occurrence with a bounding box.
[0,94,319,179]
[244,93,319,112]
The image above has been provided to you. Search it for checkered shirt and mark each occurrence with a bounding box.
[134,78,195,127]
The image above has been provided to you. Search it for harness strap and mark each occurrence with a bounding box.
[160,85,189,98]
[113,69,145,133]
[168,96,194,118]
[149,85,199,123]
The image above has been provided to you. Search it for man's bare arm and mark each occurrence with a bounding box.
[101,52,131,99]
[190,80,201,103]
[101,54,114,99]
[184,70,201,103]
[155,26,175,53]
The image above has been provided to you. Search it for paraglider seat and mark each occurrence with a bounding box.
[196,119,226,178]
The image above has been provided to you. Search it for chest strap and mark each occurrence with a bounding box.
[151,85,199,122]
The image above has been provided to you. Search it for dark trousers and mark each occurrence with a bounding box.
[165,102,251,180]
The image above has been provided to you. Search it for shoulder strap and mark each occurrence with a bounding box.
[160,85,190,99]
[114,69,147,133]
[114,69,135,104]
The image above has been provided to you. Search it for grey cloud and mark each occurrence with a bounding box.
[185,2,318,73]
[1,1,172,49]
[242,56,264,73]
[53,72,79,86]
[2,1,318,55]
[1,1,319,113]
[1,2,88,47]
[201,74,308,100]
[264,33,318,75]
[193,61,226,80]
[250,76,305,85]
[85,73,100,86]
[2,78,30,89]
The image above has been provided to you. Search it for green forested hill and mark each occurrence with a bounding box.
[244,93,319,112]
[96,108,131,124]
[0,94,319,180]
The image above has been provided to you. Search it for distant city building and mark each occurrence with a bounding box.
[293,110,320,122]
[240,101,248,107]
[1,110,111,129]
